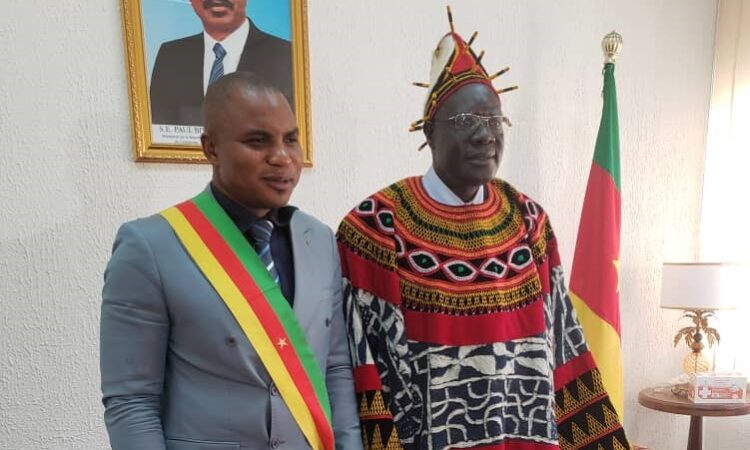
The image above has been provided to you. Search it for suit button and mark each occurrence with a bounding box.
[270,383,279,396]
[225,336,237,347]
[270,439,280,448]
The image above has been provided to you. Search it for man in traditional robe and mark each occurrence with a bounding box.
[102,72,361,450]
[336,9,630,450]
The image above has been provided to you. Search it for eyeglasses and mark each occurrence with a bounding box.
[431,113,512,132]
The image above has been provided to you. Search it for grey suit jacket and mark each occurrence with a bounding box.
[100,196,362,450]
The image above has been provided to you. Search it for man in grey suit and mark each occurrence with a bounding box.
[101,72,362,450]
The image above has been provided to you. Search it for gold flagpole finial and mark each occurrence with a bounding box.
[602,31,623,64]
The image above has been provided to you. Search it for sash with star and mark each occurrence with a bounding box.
[161,191,334,450]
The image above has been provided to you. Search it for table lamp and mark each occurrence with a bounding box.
[660,262,741,373]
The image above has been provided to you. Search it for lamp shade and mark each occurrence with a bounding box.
[660,262,742,310]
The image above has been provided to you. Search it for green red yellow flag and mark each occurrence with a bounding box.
[160,191,334,450]
[569,62,624,419]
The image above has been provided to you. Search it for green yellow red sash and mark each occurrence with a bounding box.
[160,191,334,450]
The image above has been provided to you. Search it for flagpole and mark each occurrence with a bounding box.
[569,29,627,423]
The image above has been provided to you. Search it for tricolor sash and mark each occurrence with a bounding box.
[160,191,334,450]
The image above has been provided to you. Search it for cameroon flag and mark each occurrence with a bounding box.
[569,62,624,418]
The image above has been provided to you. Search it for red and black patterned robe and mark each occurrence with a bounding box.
[337,177,629,450]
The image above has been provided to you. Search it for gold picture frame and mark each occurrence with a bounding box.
[120,0,313,165]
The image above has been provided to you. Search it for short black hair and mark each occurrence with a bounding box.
[202,72,283,130]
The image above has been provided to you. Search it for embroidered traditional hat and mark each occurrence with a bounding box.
[410,6,517,149]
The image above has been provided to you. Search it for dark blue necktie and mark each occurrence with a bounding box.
[250,220,280,285]
[208,43,227,85]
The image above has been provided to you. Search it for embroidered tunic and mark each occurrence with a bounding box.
[337,177,629,450]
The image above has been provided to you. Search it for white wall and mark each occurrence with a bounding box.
[2,0,740,449]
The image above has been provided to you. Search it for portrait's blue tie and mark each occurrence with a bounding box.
[250,220,280,285]
[208,43,227,85]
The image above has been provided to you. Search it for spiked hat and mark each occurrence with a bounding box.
[409,6,517,149]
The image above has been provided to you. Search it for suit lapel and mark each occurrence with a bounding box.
[184,33,206,108]
[290,214,320,332]
[238,16,261,70]
[201,187,319,335]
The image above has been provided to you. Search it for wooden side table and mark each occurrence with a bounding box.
[638,387,750,450]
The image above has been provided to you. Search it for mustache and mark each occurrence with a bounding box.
[202,0,234,9]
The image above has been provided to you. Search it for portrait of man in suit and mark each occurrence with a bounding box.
[149,0,294,127]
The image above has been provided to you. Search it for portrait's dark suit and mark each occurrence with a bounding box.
[149,18,294,126]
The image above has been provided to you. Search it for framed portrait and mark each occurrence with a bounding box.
[120,0,313,165]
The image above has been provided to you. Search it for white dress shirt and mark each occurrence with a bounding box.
[421,166,485,206]
[202,18,250,94]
